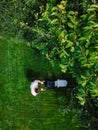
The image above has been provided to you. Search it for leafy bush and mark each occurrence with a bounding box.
[26,0,98,106]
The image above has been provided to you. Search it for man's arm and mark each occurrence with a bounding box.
[36,80,44,84]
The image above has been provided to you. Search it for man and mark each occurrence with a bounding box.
[30,79,68,96]
[30,80,44,96]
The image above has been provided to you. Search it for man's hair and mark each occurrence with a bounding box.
[35,88,42,93]
[35,88,39,93]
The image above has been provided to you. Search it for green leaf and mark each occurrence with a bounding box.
[84,26,93,30]
[79,37,86,41]
[85,41,90,48]
[61,67,67,73]
[87,7,96,12]
[68,15,75,24]
[88,14,95,20]
[77,93,86,105]
[51,19,58,25]
[82,81,87,87]
[91,89,98,97]
[57,4,64,9]
[66,40,73,48]
[51,12,58,17]
[68,23,74,29]
[90,4,98,9]
[51,7,57,11]
[63,50,69,56]
[81,14,87,20]
[69,11,75,15]
[80,99,86,106]
[59,64,67,73]
[79,37,86,44]
[94,24,98,28]
[68,33,75,41]
[76,95,83,101]
[86,50,89,56]
[71,47,75,52]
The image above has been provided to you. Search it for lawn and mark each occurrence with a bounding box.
[0,36,80,130]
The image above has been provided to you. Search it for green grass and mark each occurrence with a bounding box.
[0,36,81,130]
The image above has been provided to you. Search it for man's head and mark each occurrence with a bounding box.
[35,88,44,94]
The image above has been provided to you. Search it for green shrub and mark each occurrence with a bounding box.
[26,1,98,106]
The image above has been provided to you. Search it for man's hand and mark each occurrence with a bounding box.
[36,80,44,84]
[41,81,44,84]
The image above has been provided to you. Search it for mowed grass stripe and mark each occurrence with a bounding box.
[2,38,25,94]
[0,36,80,130]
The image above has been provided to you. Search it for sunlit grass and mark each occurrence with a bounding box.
[0,36,81,130]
